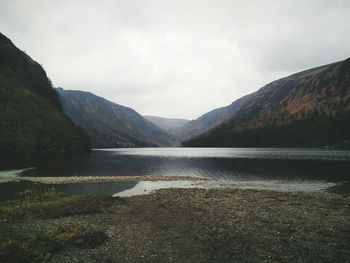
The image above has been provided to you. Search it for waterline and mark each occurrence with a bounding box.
[113,179,339,197]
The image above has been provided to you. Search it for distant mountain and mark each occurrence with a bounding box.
[0,32,90,155]
[57,88,174,148]
[171,94,254,143]
[184,58,350,148]
[144,116,189,132]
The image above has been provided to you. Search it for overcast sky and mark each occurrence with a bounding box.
[0,0,349,119]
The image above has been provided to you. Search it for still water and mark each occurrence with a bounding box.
[0,148,349,199]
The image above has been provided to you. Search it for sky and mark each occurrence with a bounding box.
[0,0,349,119]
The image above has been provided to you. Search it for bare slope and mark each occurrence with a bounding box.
[184,59,350,148]
[57,88,174,148]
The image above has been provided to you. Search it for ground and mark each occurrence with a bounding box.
[0,187,349,262]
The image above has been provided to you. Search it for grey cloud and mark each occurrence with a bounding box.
[0,0,349,118]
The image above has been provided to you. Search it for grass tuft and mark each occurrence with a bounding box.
[0,189,123,220]
[0,224,109,263]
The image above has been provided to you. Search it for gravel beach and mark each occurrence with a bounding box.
[1,186,349,263]
[18,175,204,184]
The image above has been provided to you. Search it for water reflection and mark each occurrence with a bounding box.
[113,179,339,197]
[0,149,349,183]
[0,148,349,197]
[114,181,197,197]
[103,147,350,161]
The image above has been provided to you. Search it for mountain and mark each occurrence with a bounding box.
[57,88,174,148]
[143,116,189,132]
[170,93,254,143]
[184,58,350,148]
[0,32,90,155]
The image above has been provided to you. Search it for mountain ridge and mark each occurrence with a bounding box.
[57,88,175,148]
[169,93,255,144]
[183,58,350,148]
[143,116,189,133]
[0,32,90,155]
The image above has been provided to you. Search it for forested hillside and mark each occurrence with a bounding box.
[0,33,90,155]
[184,59,350,148]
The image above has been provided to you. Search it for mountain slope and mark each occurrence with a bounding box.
[184,58,350,148]
[143,116,189,132]
[171,93,254,143]
[0,32,90,155]
[57,88,174,148]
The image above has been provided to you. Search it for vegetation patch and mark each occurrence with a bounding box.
[0,224,108,263]
[0,189,121,220]
[0,189,117,262]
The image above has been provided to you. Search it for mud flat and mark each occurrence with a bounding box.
[0,187,349,263]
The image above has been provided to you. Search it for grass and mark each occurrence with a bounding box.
[0,188,123,220]
[0,224,108,263]
[0,189,117,263]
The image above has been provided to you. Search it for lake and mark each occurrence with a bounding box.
[0,148,349,199]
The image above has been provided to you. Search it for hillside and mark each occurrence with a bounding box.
[143,116,189,132]
[171,93,254,143]
[0,32,90,155]
[184,58,350,148]
[57,88,174,148]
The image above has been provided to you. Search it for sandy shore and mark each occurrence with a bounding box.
[1,187,349,262]
[18,175,204,184]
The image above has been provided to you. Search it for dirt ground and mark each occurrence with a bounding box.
[1,187,349,262]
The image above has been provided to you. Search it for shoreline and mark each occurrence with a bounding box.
[7,175,205,184]
[5,174,341,195]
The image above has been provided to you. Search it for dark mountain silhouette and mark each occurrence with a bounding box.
[183,58,350,148]
[0,32,89,155]
[57,88,174,148]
